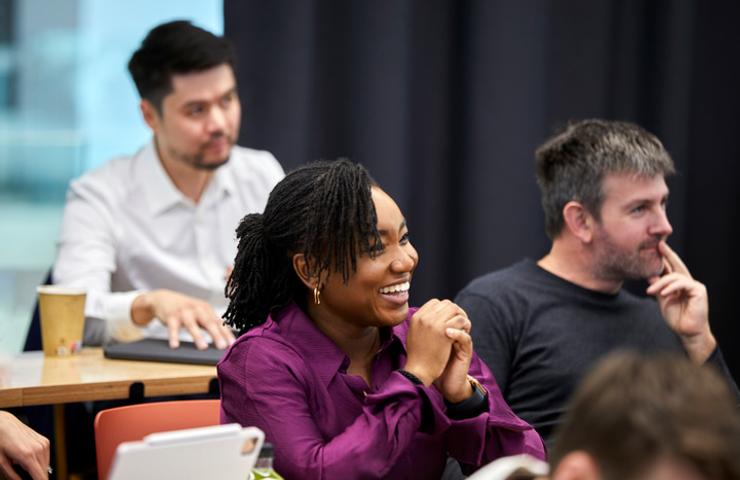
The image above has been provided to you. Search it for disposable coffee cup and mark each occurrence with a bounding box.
[36,286,86,356]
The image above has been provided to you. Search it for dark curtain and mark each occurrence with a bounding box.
[224,0,739,380]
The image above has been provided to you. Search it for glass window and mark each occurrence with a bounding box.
[0,0,222,353]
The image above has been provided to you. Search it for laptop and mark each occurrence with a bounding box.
[108,424,264,480]
[104,338,226,366]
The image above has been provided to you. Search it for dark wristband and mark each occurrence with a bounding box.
[398,369,424,385]
[445,377,488,420]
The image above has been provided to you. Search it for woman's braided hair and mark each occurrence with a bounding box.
[223,160,382,334]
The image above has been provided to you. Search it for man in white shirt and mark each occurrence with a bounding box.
[53,20,284,349]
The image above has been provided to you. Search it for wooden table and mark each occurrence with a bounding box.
[0,348,217,479]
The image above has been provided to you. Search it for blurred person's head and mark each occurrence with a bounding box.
[549,352,740,480]
[128,20,239,171]
[224,160,419,335]
[536,120,675,281]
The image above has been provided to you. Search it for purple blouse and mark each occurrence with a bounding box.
[218,303,545,479]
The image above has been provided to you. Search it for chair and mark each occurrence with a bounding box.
[94,399,221,480]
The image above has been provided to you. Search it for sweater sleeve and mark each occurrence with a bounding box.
[705,346,740,404]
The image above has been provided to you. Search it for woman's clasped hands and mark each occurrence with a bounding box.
[403,299,475,403]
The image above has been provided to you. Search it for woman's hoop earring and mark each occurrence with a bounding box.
[313,286,321,305]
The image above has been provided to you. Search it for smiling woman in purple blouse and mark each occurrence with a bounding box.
[218,160,545,479]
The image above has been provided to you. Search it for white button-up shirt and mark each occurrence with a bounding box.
[53,141,284,341]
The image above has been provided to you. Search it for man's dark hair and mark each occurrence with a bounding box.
[127,20,235,112]
[535,119,675,239]
[550,352,740,480]
[223,160,382,335]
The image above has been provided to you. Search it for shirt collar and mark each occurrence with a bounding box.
[137,139,234,216]
[207,161,236,204]
[268,303,408,387]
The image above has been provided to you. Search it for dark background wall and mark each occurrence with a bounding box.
[224,0,739,380]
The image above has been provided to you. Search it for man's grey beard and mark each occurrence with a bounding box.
[592,231,664,282]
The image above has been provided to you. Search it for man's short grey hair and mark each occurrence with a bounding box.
[535,119,675,239]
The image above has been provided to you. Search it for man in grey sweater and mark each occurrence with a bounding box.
[456,119,737,443]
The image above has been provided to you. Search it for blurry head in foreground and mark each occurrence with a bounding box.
[550,352,740,480]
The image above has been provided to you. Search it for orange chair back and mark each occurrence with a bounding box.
[94,399,220,480]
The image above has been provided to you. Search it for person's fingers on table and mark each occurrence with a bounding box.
[186,323,209,351]
[209,307,235,346]
[166,315,181,349]
[179,309,207,350]
[220,321,236,345]
[198,308,228,349]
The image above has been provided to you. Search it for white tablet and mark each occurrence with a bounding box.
[108,424,264,480]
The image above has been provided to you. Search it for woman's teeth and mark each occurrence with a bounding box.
[379,282,410,294]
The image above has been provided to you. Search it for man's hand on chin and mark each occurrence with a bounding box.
[646,241,715,364]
